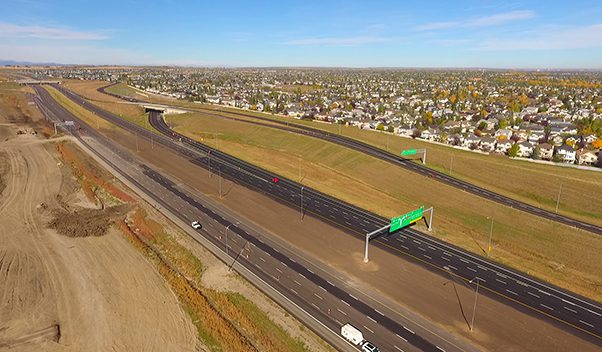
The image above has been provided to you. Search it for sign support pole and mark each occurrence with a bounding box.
[364,224,390,263]
[423,206,434,231]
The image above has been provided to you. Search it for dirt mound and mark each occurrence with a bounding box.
[48,204,131,237]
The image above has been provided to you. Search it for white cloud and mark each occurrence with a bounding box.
[0,22,109,40]
[413,10,534,31]
[476,24,602,50]
[0,43,146,65]
[285,36,394,46]
[466,10,535,27]
[413,22,459,31]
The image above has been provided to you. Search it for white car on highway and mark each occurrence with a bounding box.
[191,221,202,229]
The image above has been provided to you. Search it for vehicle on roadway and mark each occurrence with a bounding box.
[191,221,202,229]
[361,340,380,352]
[341,323,363,345]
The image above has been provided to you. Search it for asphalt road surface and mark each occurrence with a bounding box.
[52,84,602,345]
[31,84,470,352]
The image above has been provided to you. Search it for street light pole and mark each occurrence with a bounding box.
[300,186,304,220]
[469,277,481,332]
[555,183,563,213]
[487,217,494,257]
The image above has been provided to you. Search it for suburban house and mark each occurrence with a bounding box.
[556,144,576,163]
[495,128,513,140]
[538,143,554,160]
[495,138,513,154]
[576,150,599,165]
[480,136,497,152]
[464,134,482,148]
[518,141,534,157]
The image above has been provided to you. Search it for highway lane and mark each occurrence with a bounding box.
[53,84,602,345]
[32,84,464,352]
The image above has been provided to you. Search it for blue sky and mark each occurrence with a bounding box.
[1,0,602,68]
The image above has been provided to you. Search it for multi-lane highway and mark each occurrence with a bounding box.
[97,82,602,236]
[51,83,602,345]
[32,84,468,352]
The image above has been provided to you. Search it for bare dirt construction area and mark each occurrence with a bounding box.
[0,123,197,351]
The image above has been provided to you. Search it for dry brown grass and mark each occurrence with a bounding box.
[120,208,310,352]
[170,112,602,302]
[62,80,146,121]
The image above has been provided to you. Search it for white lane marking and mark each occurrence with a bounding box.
[467,267,477,272]
[327,280,335,287]
[443,251,452,257]
[437,347,446,352]
[367,316,377,324]
[418,247,426,252]
[374,309,385,316]
[275,267,282,273]
[349,294,359,301]
[495,278,507,285]
[396,334,407,342]
[477,265,488,271]
[307,268,315,274]
[311,303,320,310]
[448,265,458,271]
[394,345,405,351]
[363,325,374,334]
[541,304,554,311]
[259,257,266,262]
[506,289,518,296]
[460,258,469,264]
[442,256,450,261]
[337,308,347,316]
[403,326,415,334]
[290,288,298,295]
[580,320,594,328]
[428,245,436,250]
[413,240,422,245]
[314,293,323,300]
[341,300,350,307]
[290,258,296,263]
[299,273,306,279]
[423,254,432,260]
[527,291,540,298]
[564,306,577,314]
[294,280,301,286]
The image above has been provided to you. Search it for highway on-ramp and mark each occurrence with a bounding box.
[32,84,470,352]
[53,83,602,346]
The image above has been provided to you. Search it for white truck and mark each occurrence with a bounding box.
[341,323,364,345]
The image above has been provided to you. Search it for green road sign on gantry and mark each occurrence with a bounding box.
[401,149,417,156]
[390,206,424,232]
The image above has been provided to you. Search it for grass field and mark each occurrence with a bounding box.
[105,82,142,98]
[168,111,602,302]
[62,80,148,124]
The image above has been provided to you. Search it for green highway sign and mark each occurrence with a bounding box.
[401,149,417,156]
[390,206,424,232]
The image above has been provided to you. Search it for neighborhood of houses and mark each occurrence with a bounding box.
[28,67,602,168]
